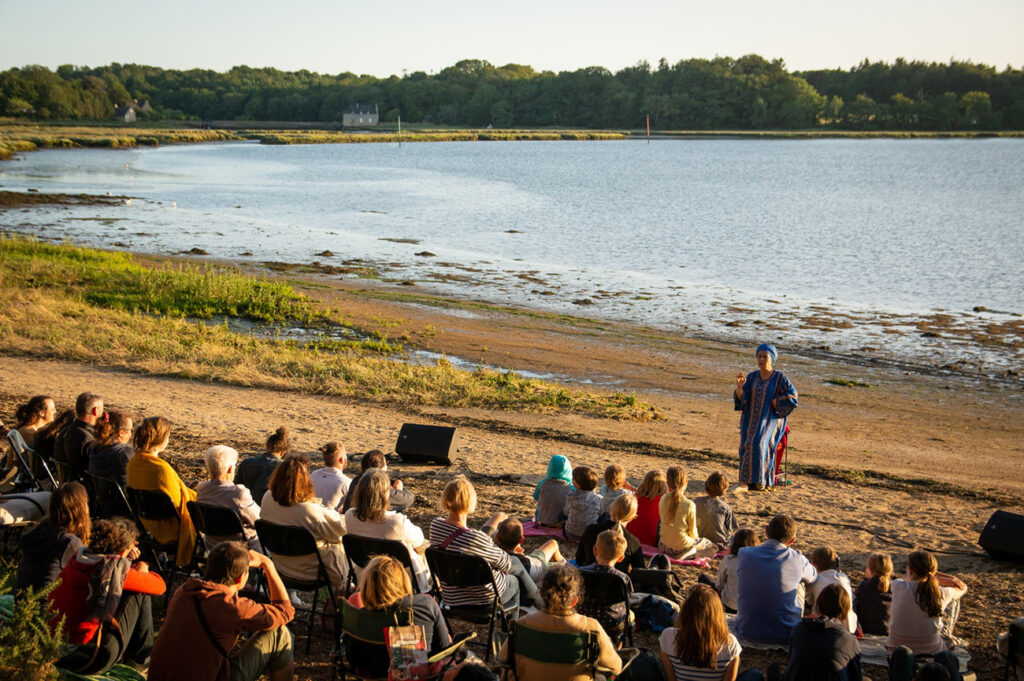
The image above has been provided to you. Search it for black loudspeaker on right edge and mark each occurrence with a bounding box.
[394,423,457,466]
[978,510,1024,563]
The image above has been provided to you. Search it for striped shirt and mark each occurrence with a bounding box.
[658,630,741,681]
[429,518,511,607]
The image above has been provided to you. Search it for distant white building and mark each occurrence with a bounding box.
[113,105,136,122]
[342,103,379,127]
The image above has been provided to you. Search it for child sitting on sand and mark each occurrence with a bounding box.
[599,464,634,515]
[658,466,716,559]
[494,517,564,587]
[693,471,738,548]
[698,527,756,613]
[807,546,859,634]
[854,552,893,636]
[533,455,573,527]
[563,466,603,541]
[626,469,667,547]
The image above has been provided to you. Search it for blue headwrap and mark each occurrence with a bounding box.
[533,454,574,500]
[756,343,778,363]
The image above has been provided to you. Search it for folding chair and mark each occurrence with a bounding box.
[333,599,475,681]
[86,471,134,519]
[342,534,426,595]
[255,519,339,655]
[579,568,634,647]
[5,429,56,491]
[424,547,517,662]
[187,500,247,542]
[1006,619,1024,681]
[127,487,197,586]
[503,620,638,681]
[50,458,82,487]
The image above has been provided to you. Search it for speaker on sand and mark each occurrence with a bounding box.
[978,510,1024,563]
[395,424,457,466]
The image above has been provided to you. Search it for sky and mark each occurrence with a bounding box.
[1,0,1022,76]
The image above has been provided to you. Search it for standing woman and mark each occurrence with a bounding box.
[734,343,798,491]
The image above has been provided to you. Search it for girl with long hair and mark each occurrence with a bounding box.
[853,553,893,636]
[658,467,716,560]
[887,550,967,656]
[17,481,92,590]
[627,469,667,546]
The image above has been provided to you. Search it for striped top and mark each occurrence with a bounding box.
[658,629,741,681]
[428,518,511,607]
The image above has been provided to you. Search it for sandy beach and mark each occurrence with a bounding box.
[1,263,1022,678]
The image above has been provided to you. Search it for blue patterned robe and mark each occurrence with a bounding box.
[734,370,798,487]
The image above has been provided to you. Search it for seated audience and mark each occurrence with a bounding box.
[348,555,453,678]
[49,517,166,675]
[887,551,968,656]
[807,546,858,634]
[259,455,348,588]
[310,441,351,511]
[499,563,622,681]
[234,426,290,505]
[149,541,295,681]
[853,553,893,636]
[196,445,261,550]
[343,468,430,593]
[770,583,862,681]
[126,416,198,567]
[735,514,817,643]
[89,409,133,489]
[563,465,603,541]
[579,529,634,644]
[14,394,56,448]
[576,492,646,573]
[429,475,520,610]
[534,454,573,527]
[17,481,91,591]
[697,527,757,613]
[599,463,633,515]
[341,449,414,513]
[659,466,716,560]
[54,391,104,481]
[494,517,564,586]
[694,471,738,548]
[659,584,761,681]
[627,469,667,547]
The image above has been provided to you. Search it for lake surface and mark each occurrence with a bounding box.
[1,139,1022,380]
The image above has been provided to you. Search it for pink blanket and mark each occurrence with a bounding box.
[521,519,566,540]
[641,543,712,568]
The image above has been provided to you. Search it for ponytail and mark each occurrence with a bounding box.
[908,551,942,618]
[95,410,131,447]
[15,395,51,428]
[868,553,893,593]
[663,467,688,519]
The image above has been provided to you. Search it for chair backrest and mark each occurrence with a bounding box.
[254,519,318,557]
[127,487,179,522]
[5,430,41,490]
[51,459,81,486]
[88,472,135,518]
[424,547,495,591]
[338,599,413,679]
[507,620,599,680]
[579,569,630,608]
[343,534,415,572]
[187,501,245,538]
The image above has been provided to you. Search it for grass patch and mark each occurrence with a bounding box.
[0,238,659,420]
[0,123,240,156]
[826,377,872,388]
[246,129,627,145]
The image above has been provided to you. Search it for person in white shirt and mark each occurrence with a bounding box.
[343,469,430,593]
[806,546,859,634]
[195,445,261,550]
[887,550,967,656]
[310,441,351,511]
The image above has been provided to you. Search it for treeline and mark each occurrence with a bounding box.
[1,56,1022,130]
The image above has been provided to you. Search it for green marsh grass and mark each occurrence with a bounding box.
[0,238,660,420]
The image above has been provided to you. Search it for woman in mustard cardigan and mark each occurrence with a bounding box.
[126,416,197,567]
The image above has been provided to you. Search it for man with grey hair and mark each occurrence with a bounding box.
[54,391,104,481]
[196,445,261,550]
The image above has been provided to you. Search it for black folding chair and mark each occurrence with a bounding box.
[578,568,634,646]
[50,458,83,487]
[255,519,339,655]
[86,471,134,519]
[126,487,197,587]
[5,430,55,491]
[425,547,517,661]
[342,534,427,595]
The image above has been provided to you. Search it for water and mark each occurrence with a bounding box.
[1,139,1022,380]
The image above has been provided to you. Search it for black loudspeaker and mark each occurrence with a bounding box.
[978,510,1024,562]
[395,424,457,466]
